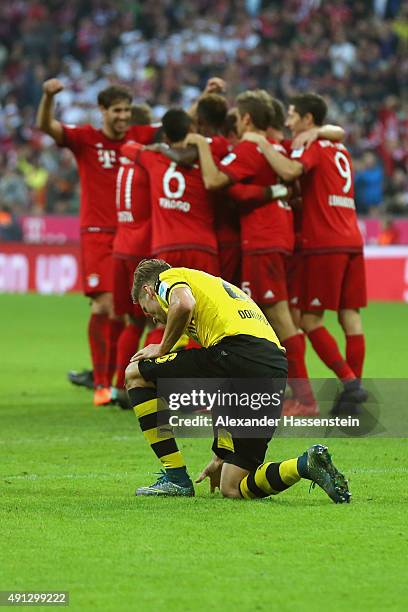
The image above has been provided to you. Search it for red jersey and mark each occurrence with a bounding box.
[132,149,217,255]
[62,124,156,232]
[220,140,294,254]
[113,159,151,258]
[209,135,240,247]
[281,139,303,251]
[291,139,363,252]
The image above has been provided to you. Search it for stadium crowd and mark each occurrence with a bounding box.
[0,0,407,218]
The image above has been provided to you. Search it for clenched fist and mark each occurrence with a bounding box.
[42,78,64,96]
[204,77,226,95]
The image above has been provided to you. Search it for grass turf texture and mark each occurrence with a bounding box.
[1,294,407,611]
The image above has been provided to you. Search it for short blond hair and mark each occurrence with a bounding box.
[132,259,171,302]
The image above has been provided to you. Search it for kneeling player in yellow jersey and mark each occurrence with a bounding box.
[125,259,350,503]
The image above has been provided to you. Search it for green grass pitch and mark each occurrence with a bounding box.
[1,294,407,611]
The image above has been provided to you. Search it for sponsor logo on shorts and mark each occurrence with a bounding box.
[155,353,178,364]
[310,297,322,307]
[264,289,275,299]
[87,274,100,288]
[290,296,299,305]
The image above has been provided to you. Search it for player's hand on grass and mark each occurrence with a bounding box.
[43,78,64,97]
[241,132,268,147]
[204,77,226,95]
[291,127,320,150]
[195,456,223,493]
[130,344,164,362]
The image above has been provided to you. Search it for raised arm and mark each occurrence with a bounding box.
[292,124,345,149]
[151,144,199,167]
[184,134,231,189]
[242,133,303,183]
[189,77,226,119]
[36,79,65,145]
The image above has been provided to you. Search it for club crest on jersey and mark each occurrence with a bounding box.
[96,143,116,168]
[87,274,100,288]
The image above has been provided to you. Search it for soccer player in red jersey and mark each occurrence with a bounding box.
[163,94,242,284]
[245,93,367,413]
[195,95,241,284]
[112,105,154,406]
[36,79,156,406]
[185,90,317,413]
[122,109,219,275]
[122,108,219,352]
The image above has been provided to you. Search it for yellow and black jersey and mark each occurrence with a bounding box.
[154,268,283,349]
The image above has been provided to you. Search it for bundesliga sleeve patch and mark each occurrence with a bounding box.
[156,280,170,303]
[291,147,304,159]
[220,153,237,166]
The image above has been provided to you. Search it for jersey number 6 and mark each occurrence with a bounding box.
[163,162,186,199]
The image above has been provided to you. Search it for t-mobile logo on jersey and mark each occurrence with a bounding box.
[96,143,116,169]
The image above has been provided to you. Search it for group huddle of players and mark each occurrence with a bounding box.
[36,77,367,416]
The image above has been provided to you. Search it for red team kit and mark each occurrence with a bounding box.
[61,106,366,415]
[62,122,366,322]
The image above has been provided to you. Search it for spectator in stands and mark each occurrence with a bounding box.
[0,0,406,219]
[17,151,48,212]
[0,204,23,241]
[354,152,385,215]
[329,30,356,79]
[377,218,400,245]
[384,168,408,214]
[0,168,29,213]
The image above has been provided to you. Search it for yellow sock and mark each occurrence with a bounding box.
[135,398,186,469]
[239,458,301,499]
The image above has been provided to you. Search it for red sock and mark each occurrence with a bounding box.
[282,333,315,404]
[346,334,365,379]
[144,327,165,346]
[116,323,144,388]
[88,313,109,388]
[308,327,355,382]
[105,319,125,387]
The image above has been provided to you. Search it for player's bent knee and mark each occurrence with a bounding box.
[220,483,241,499]
[125,362,144,390]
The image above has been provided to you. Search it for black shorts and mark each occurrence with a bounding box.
[139,335,288,472]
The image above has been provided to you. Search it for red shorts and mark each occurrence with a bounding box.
[81,232,114,296]
[155,250,220,276]
[241,252,288,304]
[113,256,144,319]
[286,251,303,308]
[219,243,241,285]
[300,252,367,311]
